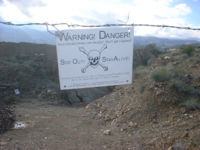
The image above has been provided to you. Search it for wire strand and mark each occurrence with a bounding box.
[0,21,200,30]
[1,21,200,38]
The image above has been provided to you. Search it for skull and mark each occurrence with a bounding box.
[79,44,108,73]
[88,50,100,66]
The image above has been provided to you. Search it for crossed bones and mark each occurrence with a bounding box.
[79,44,108,73]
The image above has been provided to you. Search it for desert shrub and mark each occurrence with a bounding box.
[190,139,197,147]
[170,80,200,97]
[151,67,171,82]
[180,45,195,56]
[134,44,161,68]
[133,66,149,79]
[0,56,50,92]
[139,84,146,93]
[175,68,186,74]
[180,97,200,110]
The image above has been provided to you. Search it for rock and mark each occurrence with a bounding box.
[173,62,178,65]
[164,56,170,60]
[6,138,12,141]
[103,129,111,135]
[182,132,189,138]
[97,103,101,107]
[184,74,192,79]
[189,115,193,119]
[111,119,117,126]
[189,64,196,68]
[97,112,102,118]
[120,111,124,115]
[104,115,111,121]
[147,137,158,145]
[168,146,173,150]
[128,121,138,128]
[172,111,176,114]
[180,107,187,114]
[24,114,30,117]
[103,145,107,149]
[128,121,134,127]
[0,141,7,145]
[47,89,52,94]
[156,90,162,96]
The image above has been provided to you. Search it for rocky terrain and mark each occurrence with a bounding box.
[86,46,200,149]
[0,42,200,149]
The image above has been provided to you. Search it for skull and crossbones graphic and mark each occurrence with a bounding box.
[79,44,108,73]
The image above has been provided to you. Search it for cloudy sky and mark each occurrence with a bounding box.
[0,0,200,39]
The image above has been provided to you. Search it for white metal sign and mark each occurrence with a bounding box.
[56,27,134,90]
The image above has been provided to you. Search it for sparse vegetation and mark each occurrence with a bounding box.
[133,66,149,79]
[190,139,197,147]
[180,97,200,110]
[170,80,200,98]
[151,67,171,82]
[134,43,161,68]
[0,56,51,91]
[139,84,146,93]
[180,45,195,56]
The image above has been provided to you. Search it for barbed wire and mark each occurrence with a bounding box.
[0,21,200,36]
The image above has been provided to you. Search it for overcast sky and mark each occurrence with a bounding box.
[0,0,200,39]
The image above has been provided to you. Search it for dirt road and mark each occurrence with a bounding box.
[0,99,137,150]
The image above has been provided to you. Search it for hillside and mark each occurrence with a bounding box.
[0,42,200,150]
[86,45,200,149]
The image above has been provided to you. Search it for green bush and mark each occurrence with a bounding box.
[170,80,190,94]
[133,44,161,67]
[139,84,146,93]
[133,66,149,79]
[180,45,195,56]
[170,80,200,97]
[180,97,200,110]
[151,67,171,82]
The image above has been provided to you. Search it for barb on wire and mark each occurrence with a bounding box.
[45,23,56,36]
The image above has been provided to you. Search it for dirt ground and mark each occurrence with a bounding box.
[0,98,141,150]
[1,88,200,150]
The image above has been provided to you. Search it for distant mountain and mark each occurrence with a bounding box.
[134,36,199,50]
[0,25,55,45]
[0,24,199,49]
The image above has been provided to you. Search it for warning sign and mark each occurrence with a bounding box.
[56,27,134,90]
